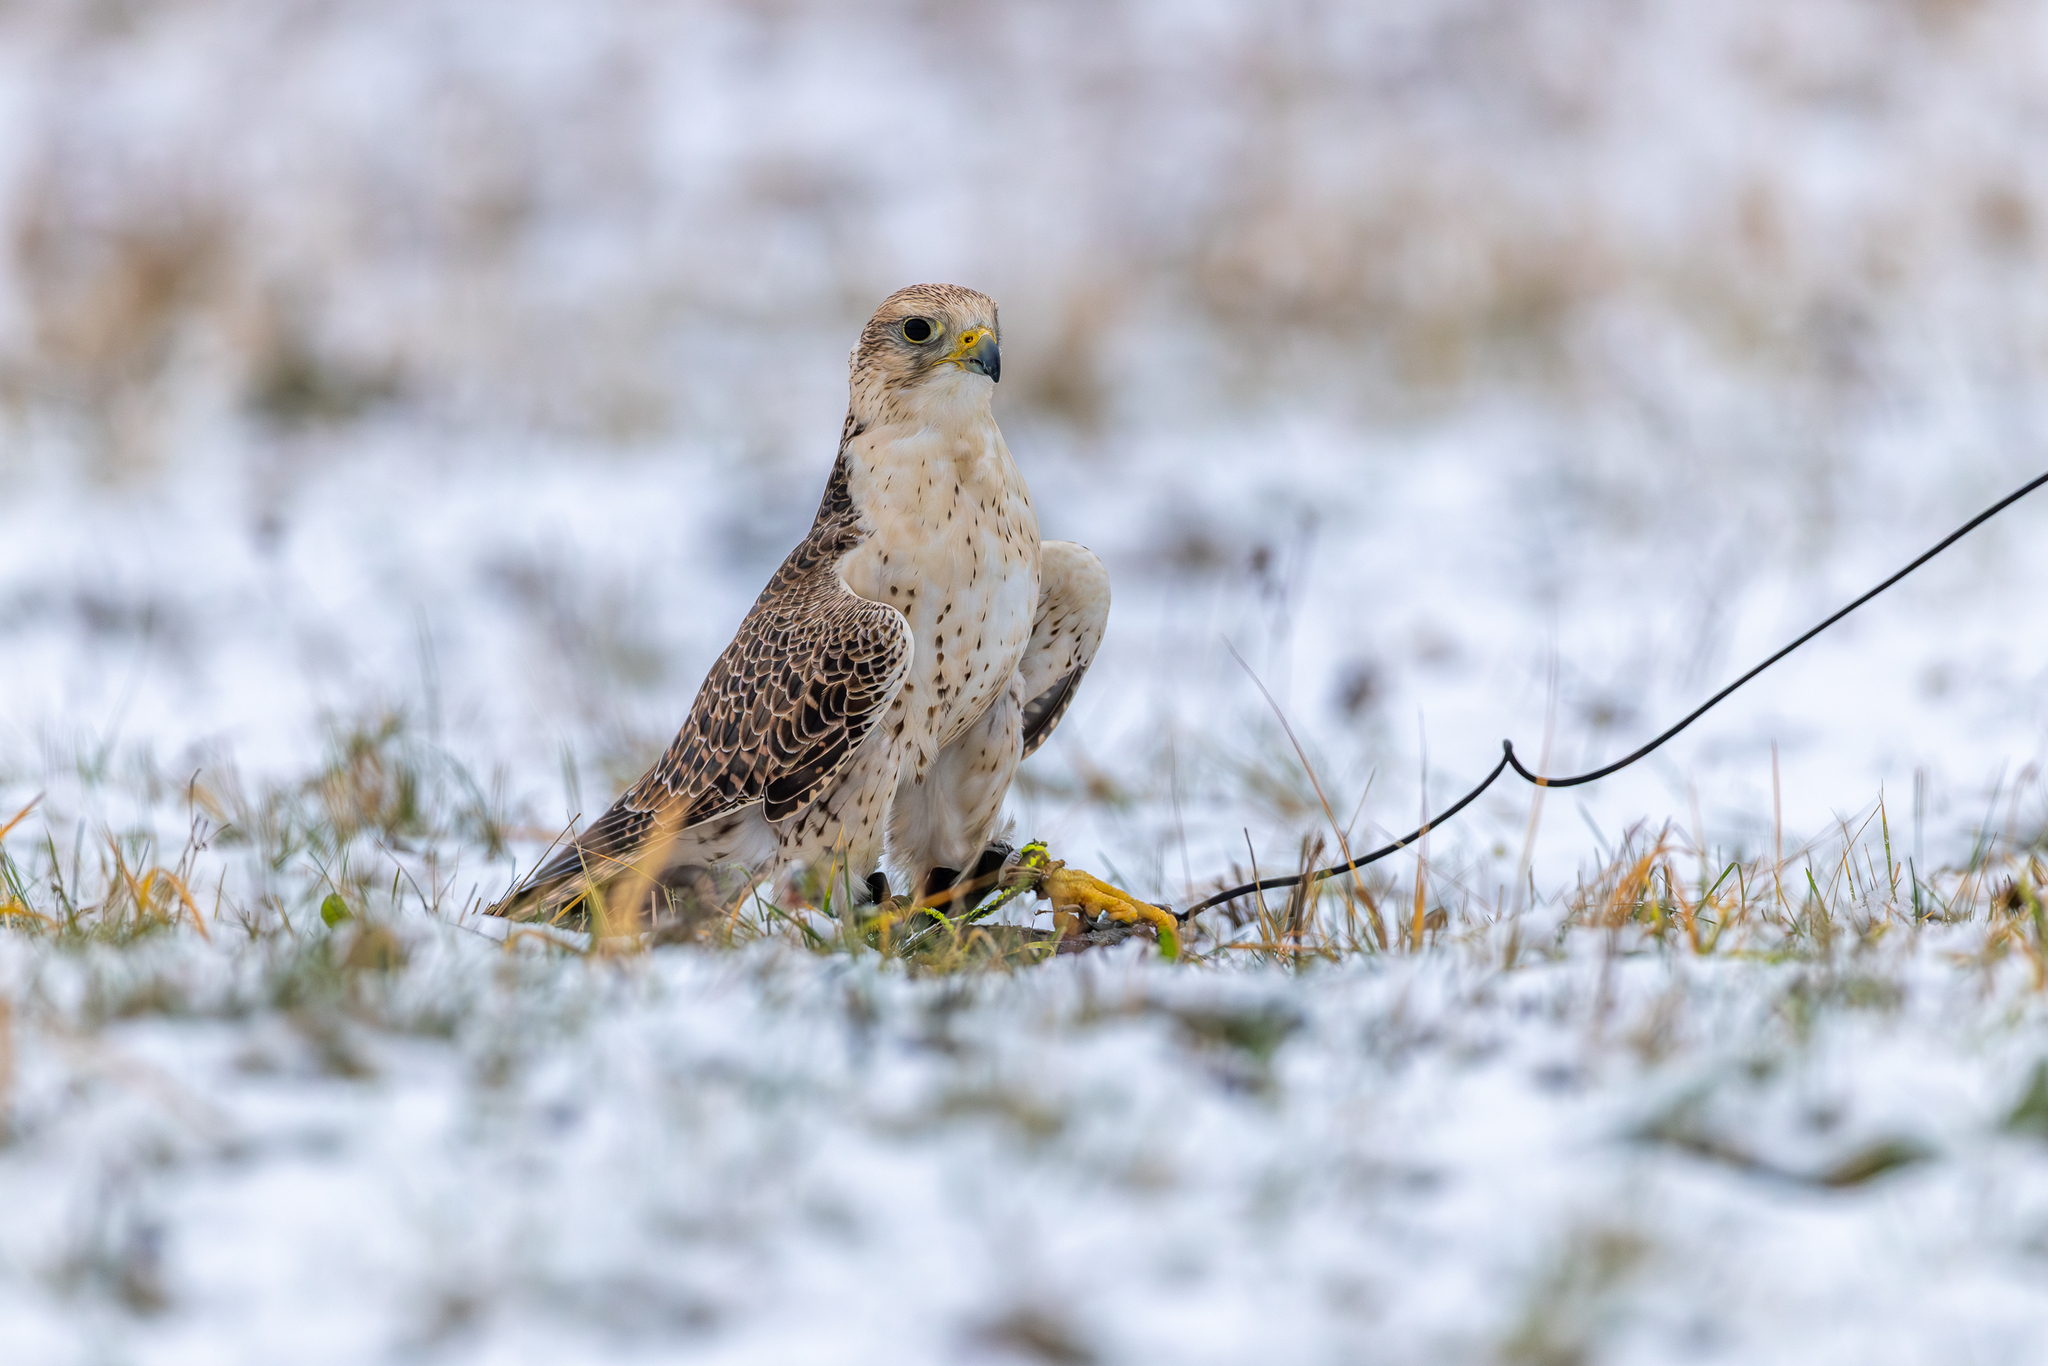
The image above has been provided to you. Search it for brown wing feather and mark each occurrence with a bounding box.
[495,448,907,919]
[630,575,910,830]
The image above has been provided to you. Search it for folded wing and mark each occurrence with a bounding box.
[500,572,911,918]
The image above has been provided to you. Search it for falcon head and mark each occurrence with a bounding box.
[849,283,1001,424]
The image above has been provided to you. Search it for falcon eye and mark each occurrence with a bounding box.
[901,317,936,344]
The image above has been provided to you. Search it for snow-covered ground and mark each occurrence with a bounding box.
[6,926,2048,1366]
[6,1,2048,1360]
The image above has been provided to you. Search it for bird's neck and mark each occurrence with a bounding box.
[847,407,1009,491]
[847,377,1006,483]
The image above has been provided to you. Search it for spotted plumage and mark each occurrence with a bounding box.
[494,284,1109,927]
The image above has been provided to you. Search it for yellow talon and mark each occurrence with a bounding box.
[1038,862,1180,960]
[872,842,1180,960]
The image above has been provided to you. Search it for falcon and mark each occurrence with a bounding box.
[494,283,1150,939]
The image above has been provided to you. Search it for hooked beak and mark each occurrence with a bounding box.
[948,328,1001,383]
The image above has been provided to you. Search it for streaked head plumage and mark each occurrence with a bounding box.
[849,284,1001,422]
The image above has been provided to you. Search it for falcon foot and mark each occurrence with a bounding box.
[1030,850,1180,960]
[862,843,1018,952]
[870,842,1179,960]
[909,841,1176,959]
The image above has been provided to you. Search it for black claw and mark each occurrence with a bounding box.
[866,872,891,904]
[969,842,1013,887]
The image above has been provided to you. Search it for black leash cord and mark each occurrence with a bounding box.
[1179,470,2048,921]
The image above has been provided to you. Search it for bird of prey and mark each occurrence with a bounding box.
[494,283,1145,937]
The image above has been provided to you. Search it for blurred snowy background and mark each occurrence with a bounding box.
[5,0,2048,890]
[10,4,2048,1362]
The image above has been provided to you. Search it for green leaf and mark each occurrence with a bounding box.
[320,893,351,927]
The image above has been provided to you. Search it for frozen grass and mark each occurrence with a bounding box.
[13,708,2045,973]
